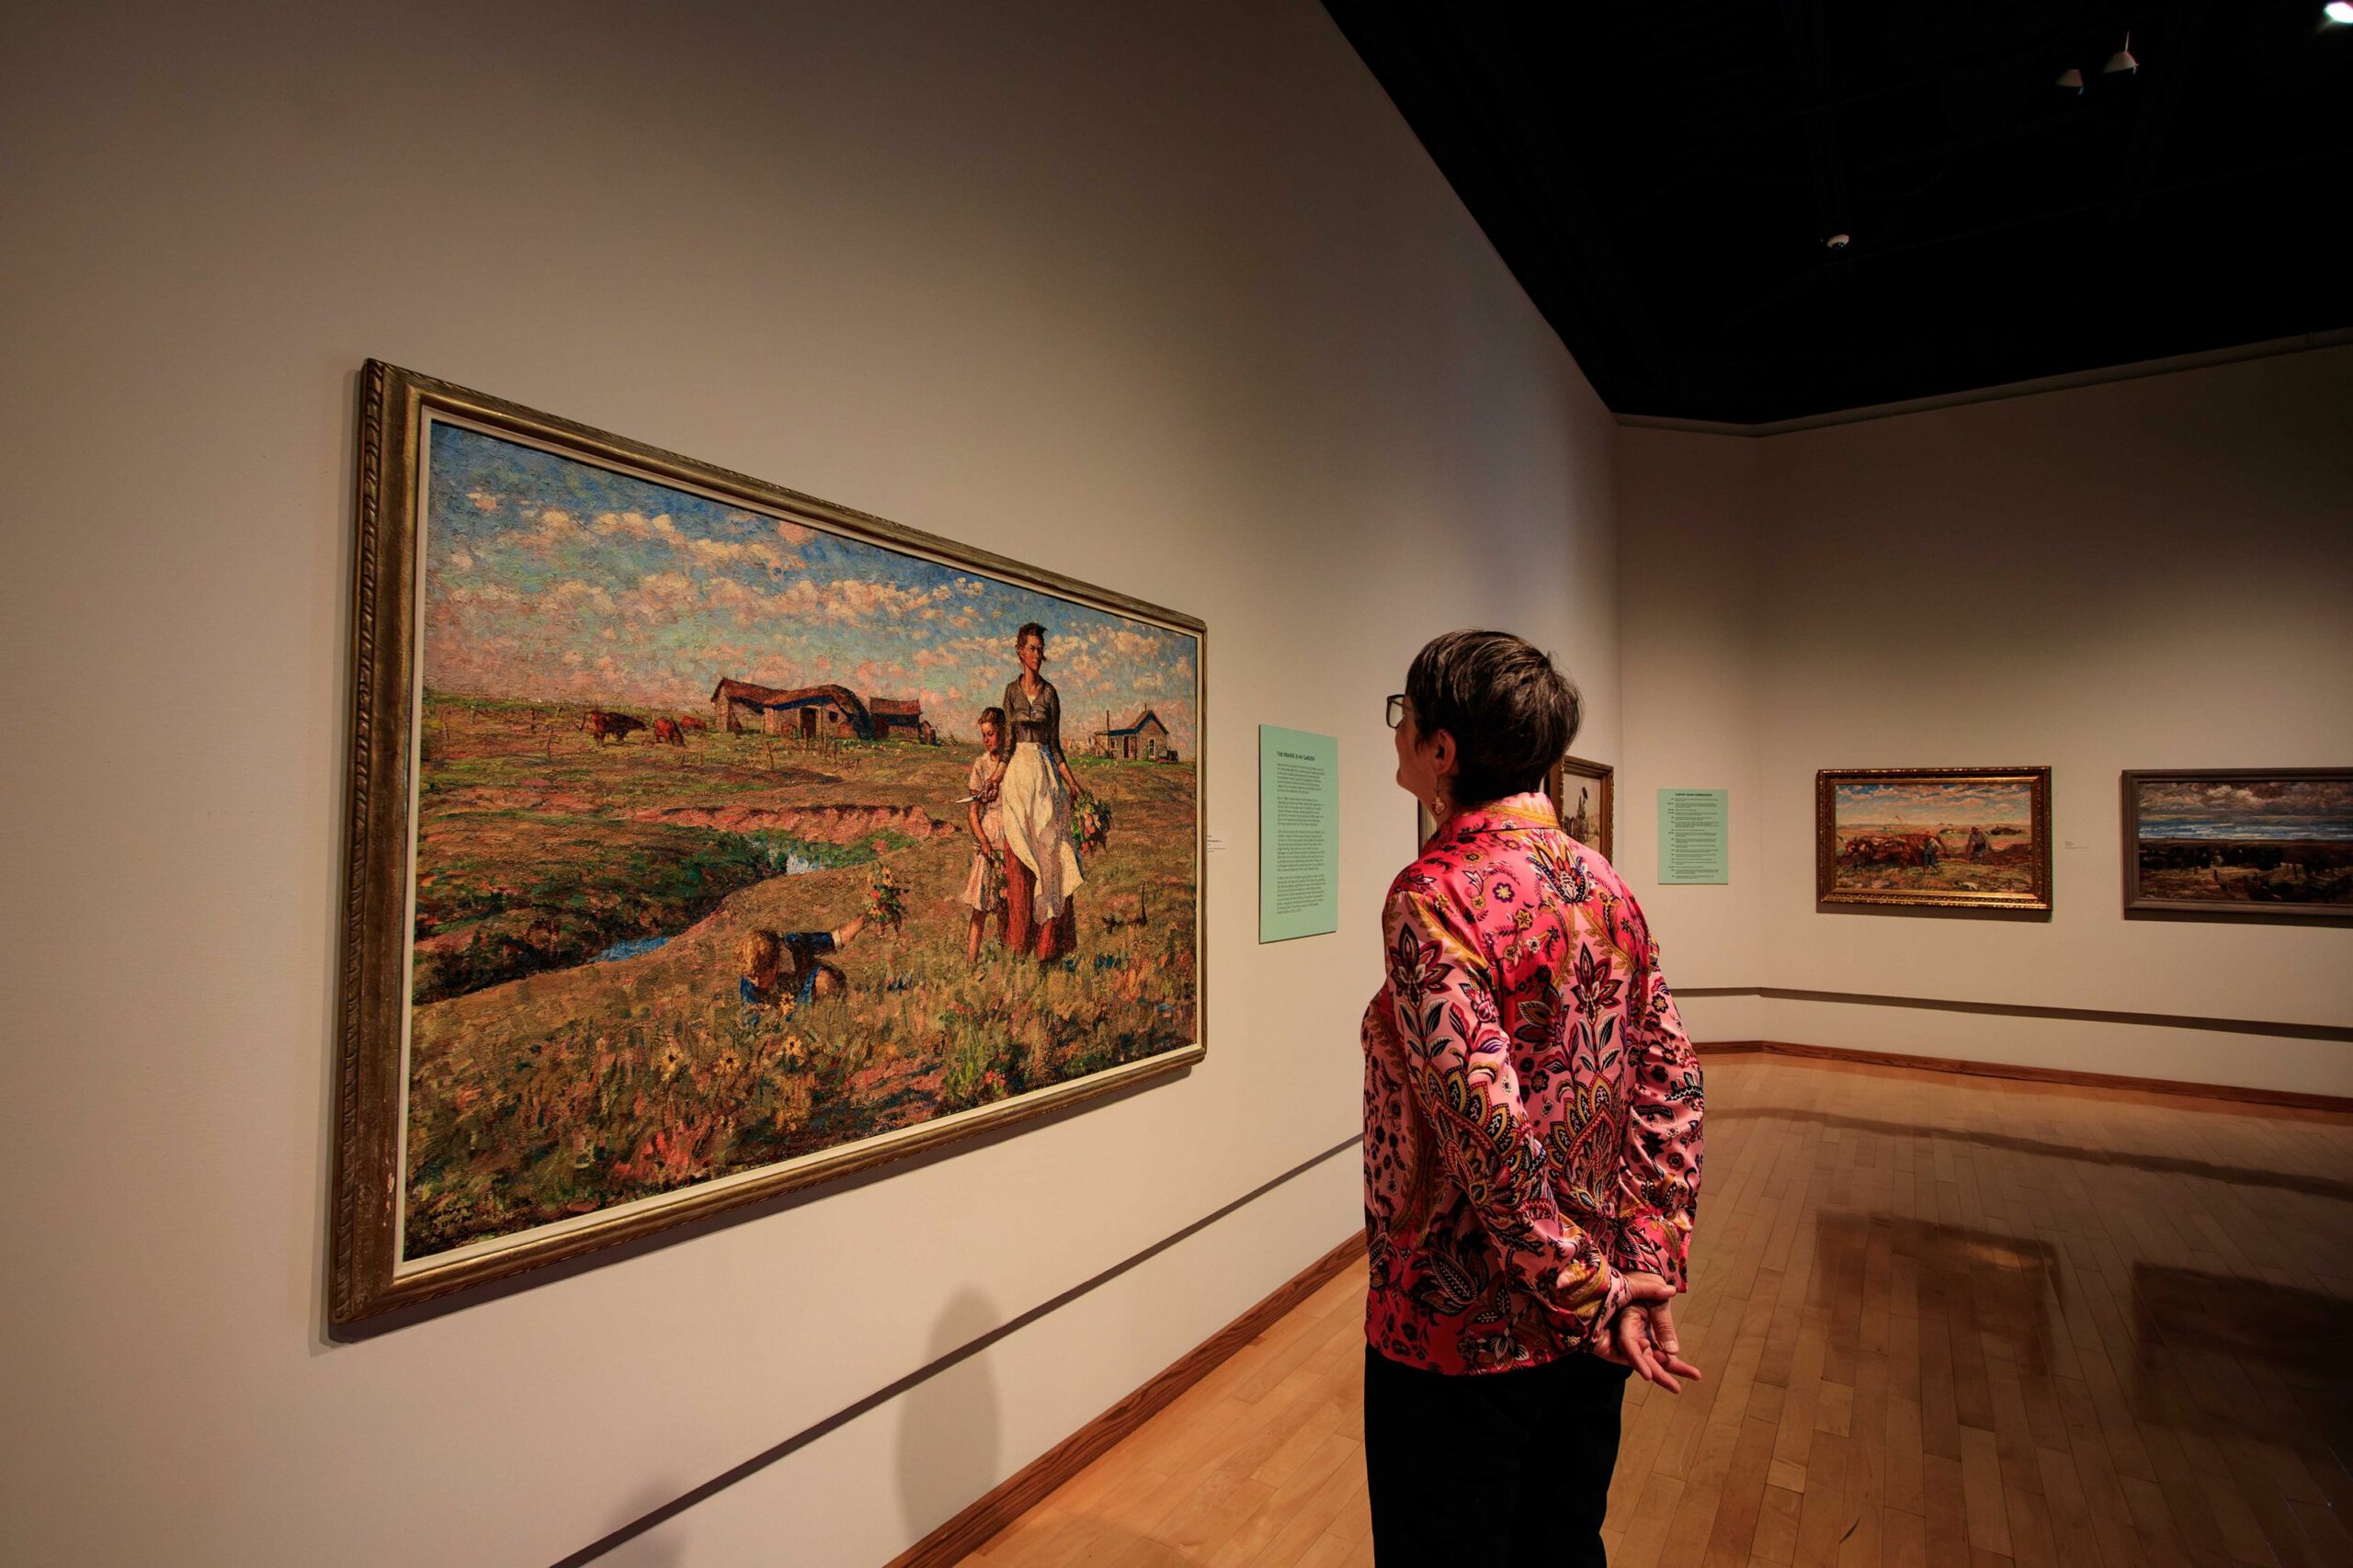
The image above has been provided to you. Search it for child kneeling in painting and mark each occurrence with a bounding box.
[961,706,1010,964]
[740,913,869,1011]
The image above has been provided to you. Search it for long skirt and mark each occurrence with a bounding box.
[1004,851,1078,960]
[999,740,1084,956]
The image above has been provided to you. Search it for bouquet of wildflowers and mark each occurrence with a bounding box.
[864,866,905,930]
[1071,794,1111,854]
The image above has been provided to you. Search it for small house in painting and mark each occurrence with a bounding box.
[867,697,926,742]
[1095,709,1173,761]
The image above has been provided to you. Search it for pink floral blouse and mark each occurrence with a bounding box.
[1362,791,1704,1374]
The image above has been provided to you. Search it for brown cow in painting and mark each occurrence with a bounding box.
[651,718,686,746]
[677,716,709,733]
[582,710,646,744]
[1842,832,1943,869]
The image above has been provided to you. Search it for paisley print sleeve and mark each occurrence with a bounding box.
[1611,899,1705,1290]
[1383,884,1631,1349]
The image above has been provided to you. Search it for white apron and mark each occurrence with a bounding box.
[998,740,1085,920]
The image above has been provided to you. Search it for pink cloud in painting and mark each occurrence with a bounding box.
[421,421,1199,750]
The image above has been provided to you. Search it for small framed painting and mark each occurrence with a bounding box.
[1816,767,2052,911]
[1548,755,1614,861]
[2122,769,2353,918]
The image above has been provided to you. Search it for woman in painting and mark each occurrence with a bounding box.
[1365,630,1706,1567]
[998,621,1091,961]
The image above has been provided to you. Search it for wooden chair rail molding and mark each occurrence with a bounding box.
[885,1230,1369,1568]
[1694,1040,2353,1114]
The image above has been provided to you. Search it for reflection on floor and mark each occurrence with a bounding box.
[970,1054,2353,1568]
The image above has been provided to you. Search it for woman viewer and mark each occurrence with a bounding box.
[1365,629,1706,1567]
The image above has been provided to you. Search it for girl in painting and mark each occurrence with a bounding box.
[961,706,1011,963]
[999,621,1092,961]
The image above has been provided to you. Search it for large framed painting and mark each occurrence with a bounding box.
[2122,769,2353,918]
[332,363,1205,1325]
[1816,767,2052,911]
[1548,755,1614,861]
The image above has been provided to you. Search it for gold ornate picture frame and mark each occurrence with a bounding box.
[332,362,1205,1327]
[1816,766,2052,911]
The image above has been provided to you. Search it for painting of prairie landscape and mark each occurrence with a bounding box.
[1817,767,2052,910]
[330,366,1203,1321]
[2124,770,2353,917]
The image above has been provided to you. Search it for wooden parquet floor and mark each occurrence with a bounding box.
[969,1054,2353,1567]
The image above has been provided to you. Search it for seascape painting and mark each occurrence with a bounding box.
[332,365,1204,1323]
[2124,771,2353,916]
[1816,767,2052,910]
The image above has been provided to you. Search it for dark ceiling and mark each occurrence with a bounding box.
[1324,1,2353,425]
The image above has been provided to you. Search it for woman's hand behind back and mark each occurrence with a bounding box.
[1598,1272,1701,1392]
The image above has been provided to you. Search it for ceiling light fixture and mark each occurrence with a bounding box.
[2104,31,2140,73]
[2325,3,2353,26]
[2054,65,2085,91]
[1825,233,1851,249]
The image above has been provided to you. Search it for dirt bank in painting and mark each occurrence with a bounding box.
[402,693,1198,1259]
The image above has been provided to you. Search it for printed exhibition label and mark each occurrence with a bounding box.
[1259,725,1339,940]
[1657,788,1730,884]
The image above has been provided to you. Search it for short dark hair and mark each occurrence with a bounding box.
[1404,630,1581,807]
[978,705,1008,758]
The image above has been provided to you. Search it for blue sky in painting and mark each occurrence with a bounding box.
[2138,778,2353,841]
[1834,779,2033,828]
[422,422,1197,749]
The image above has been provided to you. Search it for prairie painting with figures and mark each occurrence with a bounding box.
[331,366,1204,1322]
[1816,767,2052,911]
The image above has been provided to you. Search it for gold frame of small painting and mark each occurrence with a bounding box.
[1815,766,2052,911]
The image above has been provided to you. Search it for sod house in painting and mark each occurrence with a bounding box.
[710,676,925,741]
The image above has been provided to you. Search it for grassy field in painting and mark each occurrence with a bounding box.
[404,693,1198,1259]
[2137,838,2353,904]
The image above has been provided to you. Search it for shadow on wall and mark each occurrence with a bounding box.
[898,1287,1006,1545]
[591,1483,689,1568]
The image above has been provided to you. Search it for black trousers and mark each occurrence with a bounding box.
[1363,1345,1631,1567]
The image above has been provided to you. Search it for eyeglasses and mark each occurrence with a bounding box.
[1385,694,1406,730]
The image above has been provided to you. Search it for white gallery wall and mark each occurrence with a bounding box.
[0,2,1623,1564]
[1620,346,2353,1096]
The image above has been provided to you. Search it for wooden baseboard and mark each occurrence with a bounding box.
[884,1228,1368,1568]
[1695,1039,2353,1114]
